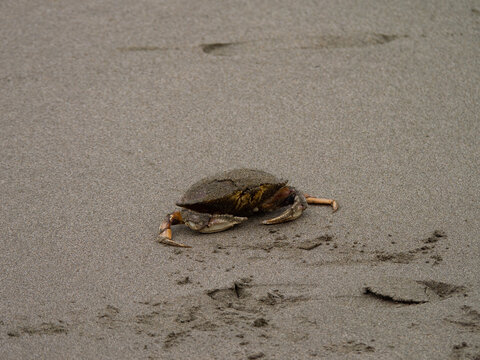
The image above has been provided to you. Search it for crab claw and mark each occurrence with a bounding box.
[262,191,307,225]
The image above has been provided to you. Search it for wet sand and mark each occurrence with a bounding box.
[1,1,479,359]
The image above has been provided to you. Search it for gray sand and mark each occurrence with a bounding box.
[1,0,479,359]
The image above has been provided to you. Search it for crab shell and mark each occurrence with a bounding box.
[176,169,288,217]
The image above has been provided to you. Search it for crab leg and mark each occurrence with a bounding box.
[304,194,339,212]
[196,214,248,233]
[157,211,191,248]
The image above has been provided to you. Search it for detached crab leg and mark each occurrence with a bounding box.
[158,211,191,248]
[304,194,339,212]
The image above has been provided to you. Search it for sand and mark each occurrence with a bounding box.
[1,0,479,359]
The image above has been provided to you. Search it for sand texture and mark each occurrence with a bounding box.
[1,0,479,359]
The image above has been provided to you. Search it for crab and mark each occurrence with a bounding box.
[158,168,338,248]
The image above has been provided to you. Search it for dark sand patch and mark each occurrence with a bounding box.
[8,322,68,337]
[324,340,375,354]
[297,235,333,250]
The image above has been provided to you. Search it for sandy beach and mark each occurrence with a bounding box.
[1,0,479,358]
